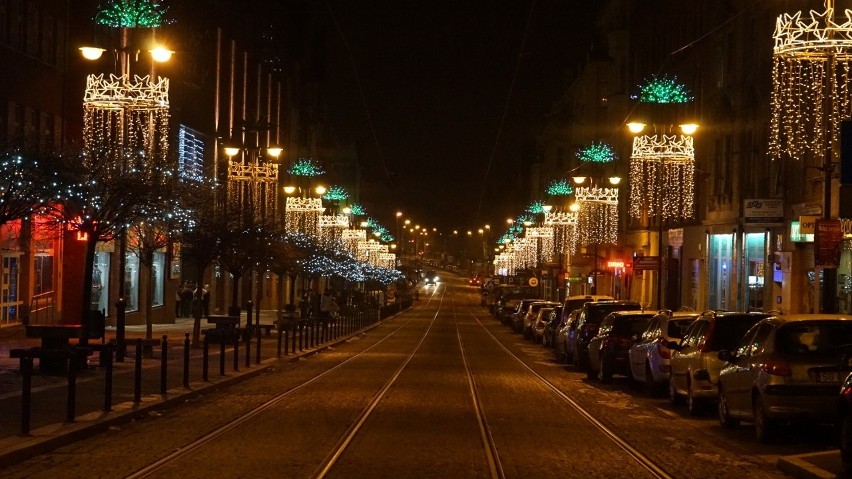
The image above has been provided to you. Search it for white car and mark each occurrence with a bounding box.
[522,302,559,340]
[628,311,697,395]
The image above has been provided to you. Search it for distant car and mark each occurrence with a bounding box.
[532,307,556,344]
[586,311,654,382]
[424,270,438,285]
[717,314,852,442]
[511,299,544,333]
[494,287,538,323]
[522,301,560,339]
[628,310,698,395]
[668,310,769,415]
[469,277,481,286]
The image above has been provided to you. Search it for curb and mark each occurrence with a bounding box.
[0,319,387,468]
[777,451,842,479]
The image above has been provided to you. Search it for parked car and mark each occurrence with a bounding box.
[556,308,582,363]
[532,307,556,343]
[511,299,545,332]
[628,310,698,395]
[562,295,614,317]
[668,310,769,415]
[586,311,654,382]
[542,306,564,348]
[717,314,852,442]
[494,288,537,323]
[522,301,560,339]
[839,372,852,474]
[572,300,642,370]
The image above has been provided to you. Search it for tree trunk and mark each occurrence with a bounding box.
[79,232,98,345]
[142,248,154,340]
[230,272,241,309]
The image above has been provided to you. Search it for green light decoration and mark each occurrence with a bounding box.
[348,203,365,216]
[322,186,348,202]
[577,142,617,164]
[631,75,692,104]
[287,158,325,177]
[96,0,170,28]
[526,201,546,215]
[516,214,533,225]
[546,179,573,196]
[497,232,515,245]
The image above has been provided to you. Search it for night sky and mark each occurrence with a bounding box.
[318,1,602,232]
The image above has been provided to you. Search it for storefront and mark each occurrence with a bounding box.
[838,219,852,314]
[707,233,734,311]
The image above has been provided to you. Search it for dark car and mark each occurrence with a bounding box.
[840,373,852,473]
[572,300,642,370]
[542,306,564,348]
[586,311,655,382]
[495,287,538,324]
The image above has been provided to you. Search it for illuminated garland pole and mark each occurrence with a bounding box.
[771,0,847,313]
[627,75,696,309]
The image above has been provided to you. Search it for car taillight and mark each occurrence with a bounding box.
[656,338,671,359]
[761,359,792,377]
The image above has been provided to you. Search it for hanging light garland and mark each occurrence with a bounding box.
[285,197,324,236]
[318,214,349,248]
[525,226,555,264]
[546,179,574,196]
[630,74,692,104]
[512,238,537,270]
[287,157,325,177]
[545,210,579,255]
[769,5,852,164]
[575,187,619,245]
[628,135,695,221]
[577,142,617,164]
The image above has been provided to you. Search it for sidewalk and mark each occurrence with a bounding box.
[778,450,845,479]
[0,310,376,467]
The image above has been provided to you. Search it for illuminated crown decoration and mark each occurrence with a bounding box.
[511,238,537,270]
[526,227,554,264]
[342,228,366,254]
[84,74,170,109]
[318,214,350,248]
[96,0,170,28]
[770,7,852,164]
[577,142,617,163]
[545,211,579,255]
[574,187,619,246]
[494,252,516,277]
[629,134,695,222]
[546,179,574,196]
[378,253,397,269]
[285,197,324,236]
[322,186,349,201]
[631,75,692,104]
[227,160,279,223]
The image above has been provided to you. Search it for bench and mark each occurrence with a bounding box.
[207,315,240,329]
[11,346,92,374]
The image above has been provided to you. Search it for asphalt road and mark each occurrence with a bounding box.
[3,275,832,478]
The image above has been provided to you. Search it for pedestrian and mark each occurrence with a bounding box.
[201,283,210,317]
[320,290,333,320]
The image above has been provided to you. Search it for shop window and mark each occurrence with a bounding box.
[125,252,139,312]
[33,254,52,294]
[708,234,733,310]
[744,232,766,312]
[92,252,110,314]
[152,251,165,307]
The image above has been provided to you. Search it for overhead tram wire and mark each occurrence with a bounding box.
[324,0,398,199]
[475,0,537,224]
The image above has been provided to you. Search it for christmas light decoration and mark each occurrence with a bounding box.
[347,203,366,216]
[526,201,546,215]
[628,134,695,221]
[342,228,367,255]
[576,142,617,163]
[769,5,852,164]
[575,187,619,245]
[318,214,349,247]
[285,197,324,236]
[545,210,579,254]
[512,238,537,270]
[546,179,573,196]
[95,0,170,28]
[178,125,204,182]
[287,157,324,177]
[322,186,349,202]
[526,226,555,264]
[631,75,692,104]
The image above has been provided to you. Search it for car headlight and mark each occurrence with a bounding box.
[434,277,439,282]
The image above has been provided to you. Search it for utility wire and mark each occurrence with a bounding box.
[475,0,537,224]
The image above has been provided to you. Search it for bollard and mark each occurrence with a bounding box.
[202,335,209,382]
[160,335,168,396]
[246,300,253,331]
[256,322,261,364]
[134,339,142,403]
[66,347,78,423]
[299,322,304,351]
[245,328,251,368]
[220,333,226,376]
[183,333,190,389]
[21,355,33,435]
[115,297,127,362]
[284,328,289,355]
[104,342,114,412]
[233,333,239,371]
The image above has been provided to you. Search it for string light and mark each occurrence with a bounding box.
[285,197,324,236]
[576,141,617,163]
[628,134,695,221]
[575,187,619,245]
[347,203,366,216]
[287,157,325,177]
[96,0,171,28]
[631,74,692,104]
[322,185,349,201]
[546,179,574,196]
[526,201,546,214]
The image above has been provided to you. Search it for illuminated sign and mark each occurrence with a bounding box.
[607,261,625,269]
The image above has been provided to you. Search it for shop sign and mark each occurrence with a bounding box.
[607,260,625,269]
[633,256,660,271]
[815,219,843,267]
[528,277,539,287]
[799,216,818,235]
[744,199,784,226]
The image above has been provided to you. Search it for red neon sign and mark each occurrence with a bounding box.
[607,260,625,269]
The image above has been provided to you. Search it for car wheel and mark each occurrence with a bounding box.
[644,363,657,396]
[842,411,852,473]
[717,387,740,428]
[669,375,682,405]
[599,357,612,383]
[687,380,703,416]
[753,395,777,443]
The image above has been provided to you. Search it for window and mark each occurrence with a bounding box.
[33,254,52,294]
[92,252,110,314]
[125,252,139,312]
[178,125,205,181]
[152,251,165,306]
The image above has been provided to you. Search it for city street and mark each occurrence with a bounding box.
[1,274,834,478]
